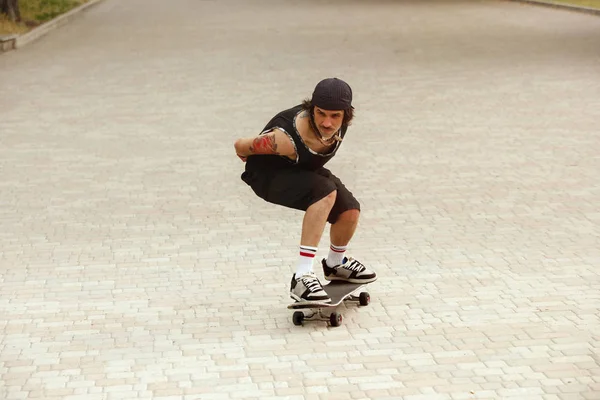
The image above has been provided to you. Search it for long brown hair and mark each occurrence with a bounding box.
[301,99,354,126]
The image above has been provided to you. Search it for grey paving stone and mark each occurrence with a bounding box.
[1,0,599,399]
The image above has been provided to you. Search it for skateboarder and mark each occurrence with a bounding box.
[234,78,377,304]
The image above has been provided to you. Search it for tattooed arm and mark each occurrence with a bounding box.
[234,129,296,162]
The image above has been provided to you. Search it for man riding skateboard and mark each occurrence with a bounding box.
[234,78,377,304]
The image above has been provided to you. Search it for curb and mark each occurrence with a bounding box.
[507,0,600,15]
[0,0,104,53]
[0,34,17,51]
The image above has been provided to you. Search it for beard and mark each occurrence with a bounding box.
[309,110,342,142]
[319,126,337,136]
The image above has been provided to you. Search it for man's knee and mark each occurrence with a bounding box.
[337,209,360,223]
[320,189,337,208]
[309,189,337,211]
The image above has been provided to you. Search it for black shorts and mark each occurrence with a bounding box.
[241,166,360,224]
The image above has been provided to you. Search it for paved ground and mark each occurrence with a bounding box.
[1,0,599,399]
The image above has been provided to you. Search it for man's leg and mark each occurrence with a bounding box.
[330,209,360,246]
[314,169,377,283]
[295,190,336,277]
[327,209,360,267]
[301,190,337,246]
[258,168,338,302]
[323,205,376,283]
[313,168,361,268]
[289,191,338,303]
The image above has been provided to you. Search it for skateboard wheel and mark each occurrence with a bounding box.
[359,292,370,306]
[330,312,342,327]
[292,311,304,326]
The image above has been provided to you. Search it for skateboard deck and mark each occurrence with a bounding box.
[287,280,371,327]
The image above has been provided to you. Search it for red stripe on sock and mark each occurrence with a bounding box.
[300,251,316,258]
[330,246,346,253]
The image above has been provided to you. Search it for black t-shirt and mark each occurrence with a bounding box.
[245,105,348,172]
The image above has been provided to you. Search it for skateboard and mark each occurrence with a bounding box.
[287,281,371,327]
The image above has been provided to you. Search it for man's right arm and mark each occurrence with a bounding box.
[234,129,296,162]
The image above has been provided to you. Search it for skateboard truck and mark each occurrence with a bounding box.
[288,283,371,327]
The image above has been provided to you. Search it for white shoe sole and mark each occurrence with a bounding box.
[323,275,378,284]
[290,293,331,304]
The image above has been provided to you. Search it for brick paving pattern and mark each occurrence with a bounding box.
[1,0,599,399]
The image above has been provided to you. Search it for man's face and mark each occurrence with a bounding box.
[313,106,344,137]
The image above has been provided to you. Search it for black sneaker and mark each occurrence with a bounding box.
[289,273,331,303]
[322,257,377,283]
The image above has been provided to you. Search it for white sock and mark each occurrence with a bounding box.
[296,245,317,277]
[327,243,347,267]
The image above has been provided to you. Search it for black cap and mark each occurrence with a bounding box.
[310,78,353,110]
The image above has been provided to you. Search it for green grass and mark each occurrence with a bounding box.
[1,0,88,35]
[548,0,600,7]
